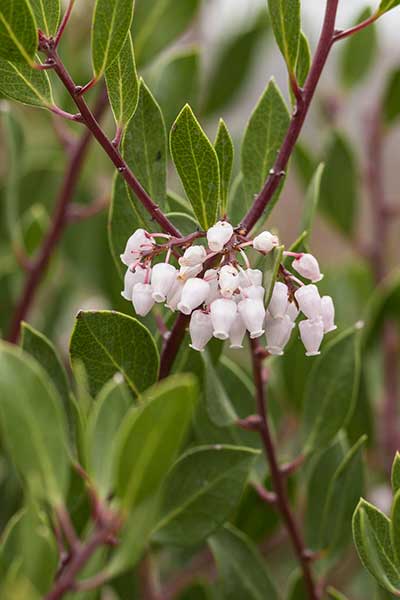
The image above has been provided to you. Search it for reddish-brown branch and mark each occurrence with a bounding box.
[333,13,379,43]
[240,0,340,233]
[249,338,319,599]
[159,313,189,379]
[6,89,109,343]
[54,0,76,48]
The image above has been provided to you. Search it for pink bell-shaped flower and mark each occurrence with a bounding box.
[210,298,237,340]
[151,263,177,303]
[132,283,154,316]
[292,253,323,282]
[177,278,210,315]
[207,221,234,252]
[189,310,214,352]
[299,318,324,356]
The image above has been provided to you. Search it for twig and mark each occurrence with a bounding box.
[332,13,379,43]
[249,338,319,599]
[159,313,189,379]
[54,0,76,48]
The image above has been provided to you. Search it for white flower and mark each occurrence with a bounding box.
[238,268,263,288]
[121,266,147,300]
[204,269,219,305]
[229,313,247,348]
[120,229,154,266]
[238,298,265,339]
[165,278,185,311]
[294,284,322,320]
[299,318,324,356]
[219,265,239,298]
[292,253,323,282]
[178,245,207,267]
[286,301,299,322]
[265,313,294,355]
[210,298,237,340]
[177,278,210,315]
[132,283,154,316]
[268,282,288,319]
[253,231,279,253]
[178,263,203,281]
[321,296,337,333]
[189,310,214,352]
[242,285,265,301]
[151,263,177,303]
[207,221,233,252]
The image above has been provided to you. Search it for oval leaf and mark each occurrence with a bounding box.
[105,32,139,129]
[339,8,377,89]
[267,0,301,72]
[69,310,159,397]
[0,0,37,64]
[153,445,257,547]
[0,58,53,108]
[27,0,60,37]
[214,119,234,216]
[170,104,220,230]
[0,342,70,503]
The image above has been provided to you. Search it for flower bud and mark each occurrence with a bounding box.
[219,270,239,298]
[151,263,177,303]
[165,278,185,311]
[292,253,323,282]
[178,263,203,281]
[253,231,279,253]
[265,313,294,355]
[121,266,147,300]
[120,229,154,266]
[299,318,324,356]
[268,282,288,319]
[178,245,207,267]
[243,285,265,301]
[204,269,219,305]
[294,284,322,320]
[286,301,299,322]
[321,296,337,333]
[210,298,237,340]
[238,298,265,339]
[189,310,214,352]
[207,221,233,252]
[177,278,210,315]
[229,313,247,348]
[132,283,154,316]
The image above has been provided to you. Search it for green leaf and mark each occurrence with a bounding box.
[392,453,400,494]
[320,435,366,552]
[153,445,257,547]
[262,245,284,307]
[123,79,167,207]
[339,8,377,89]
[300,163,324,239]
[0,504,58,594]
[21,322,70,413]
[295,32,311,87]
[91,0,134,78]
[378,0,400,15]
[170,104,220,230]
[152,48,200,133]
[319,132,358,237]
[0,342,69,503]
[229,172,247,226]
[214,119,234,216]
[209,524,278,599]
[203,13,269,116]
[327,587,351,600]
[353,499,400,593]
[27,0,60,37]
[69,310,159,397]
[167,211,199,236]
[241,79,290,218]
[391,489,400,564]
[115,374,198,510]
[85,376,133,497]
[303,328,361,453]
[0,57,53,108]
[287,571,307,600]
[383,68,400,126]
[267,0,301,72]
[203,353,238,427]
[105,33,139,129]
[0,0,37,64]
[133,0,201,67]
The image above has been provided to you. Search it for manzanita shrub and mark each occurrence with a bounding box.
[0,0,400,598]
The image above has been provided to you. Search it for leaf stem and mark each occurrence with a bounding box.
[332,13,379,43]
[240,0,340,233]
[54,0,76,48]
[249,337,319,599]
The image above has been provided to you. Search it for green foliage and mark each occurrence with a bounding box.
[27,0,60,37]
[170,105,220,230]
[214,119,234,216]
[154,445,257,546]
[241,79,290,218]
[133,0,201,67]
[0,0,37,64]
[267,0,301,72]
[383,68,400,125]
[295,32,311,87]
[69,310,159,397]
[91,0,134,78]
[378,0,400,15]
[303,328,361,453]
[319,132,358,237]
[339,8,378,89]
[392,453,400,494]
[0,343,70,504]
[209,524,278,599]
[300,163,324,241]
[0,58,53,108]
[115,374,198,511]
[105,33,139,129]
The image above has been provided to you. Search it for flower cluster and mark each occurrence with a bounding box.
[120,221,336,356]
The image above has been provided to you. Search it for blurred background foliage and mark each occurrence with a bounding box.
[1,0,400,597]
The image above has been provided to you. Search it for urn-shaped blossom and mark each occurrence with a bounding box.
[265,313,294,355]
[253,231,279,253]
[268,282,288,319]
[292,253,323,282]
[229,313,247,348]
[177,278,210,314]
[210,298,237,340]
[299,318,324,356]
[120,229,153,266]
[238,298,266,339]
[189,310,214,352]
[207,221,234,252]
[132,283,154,316]
[294,284,322,320]
[151,263,177,302]
[321,295,337,333]
[179,245,207,267]
[121,266,147,300]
